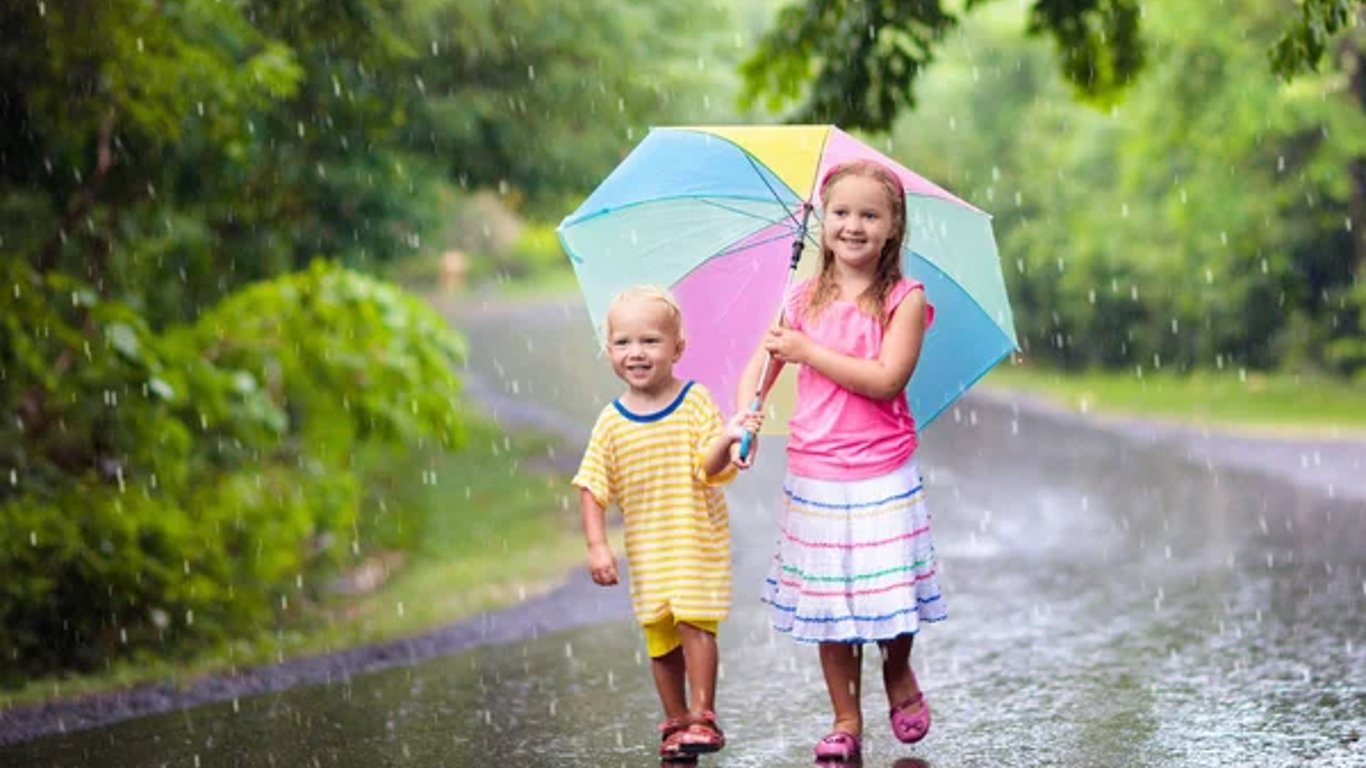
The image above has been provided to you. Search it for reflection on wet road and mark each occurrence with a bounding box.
[4,299,1363,767]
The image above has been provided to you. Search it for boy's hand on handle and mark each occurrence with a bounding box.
[727,409,765,468]
[586,542,619,586]
[764,325,811,364]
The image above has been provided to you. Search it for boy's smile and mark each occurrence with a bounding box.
[605,296,685,398]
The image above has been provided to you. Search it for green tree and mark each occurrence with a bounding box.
[889,1,1365,374]
[741,0,1363,132]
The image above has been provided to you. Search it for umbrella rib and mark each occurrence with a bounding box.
[696,198,799,231]
[742,152,804,230]
[710,228,804,259]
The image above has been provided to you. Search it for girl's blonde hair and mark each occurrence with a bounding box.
[604,284,685,345]
[805,160,907,325]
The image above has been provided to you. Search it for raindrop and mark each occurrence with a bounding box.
[9,469,15,486]
[397,601,405,617]
[186,609,194,626]
[136,37,144,53]
[565,642,574,659]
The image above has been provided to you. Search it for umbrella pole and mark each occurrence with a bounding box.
[739,203,813,461]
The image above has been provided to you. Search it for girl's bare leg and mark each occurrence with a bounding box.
[818,642,864,736]
[878,633,923,711]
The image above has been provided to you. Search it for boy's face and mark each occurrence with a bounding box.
[605,297,684,395]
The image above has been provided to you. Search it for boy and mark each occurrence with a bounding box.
[572,285,760,759]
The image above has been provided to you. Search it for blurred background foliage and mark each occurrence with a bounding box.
[0,0,1362,681]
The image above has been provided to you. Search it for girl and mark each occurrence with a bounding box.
[737,160,944,761]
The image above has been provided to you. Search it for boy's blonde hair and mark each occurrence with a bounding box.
[604,285,685,346]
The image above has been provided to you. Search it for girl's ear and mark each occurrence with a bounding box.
[674,336,687,361]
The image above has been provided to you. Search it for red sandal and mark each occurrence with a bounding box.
[673,710,725,755]
[659,716,689,758]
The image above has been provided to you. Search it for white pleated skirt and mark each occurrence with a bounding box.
[761,457,946,643]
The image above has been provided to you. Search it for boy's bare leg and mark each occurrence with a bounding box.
[878,633,923,711]
[651,646,689,720]
[819,642,864,736]
[677,622,719,714]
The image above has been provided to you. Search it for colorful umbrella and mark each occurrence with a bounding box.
[557,125,1017,434]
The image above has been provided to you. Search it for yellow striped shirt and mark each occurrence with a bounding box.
[572,382,737,624]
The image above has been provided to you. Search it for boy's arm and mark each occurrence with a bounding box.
[579,488,618,586]
[701,410,764,476]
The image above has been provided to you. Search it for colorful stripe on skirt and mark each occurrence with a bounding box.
[761,457,946,643]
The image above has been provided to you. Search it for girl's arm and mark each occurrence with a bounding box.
[765,290,927,401]
[734,343,785,413]
[579,488,618,586]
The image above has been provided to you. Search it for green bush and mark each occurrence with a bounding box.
[0,261,465,680]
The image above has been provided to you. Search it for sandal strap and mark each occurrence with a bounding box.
[890,691,924,715]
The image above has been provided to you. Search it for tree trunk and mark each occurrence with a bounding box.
[36,107,117,277]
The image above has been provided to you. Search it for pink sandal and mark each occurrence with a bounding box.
[889,691,932,743]
[814,730,861,761]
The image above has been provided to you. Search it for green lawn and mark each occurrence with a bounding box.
[2,416,589,710]
[983,364,1366,437]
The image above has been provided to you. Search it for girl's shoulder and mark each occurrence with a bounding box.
[887,278,933,327]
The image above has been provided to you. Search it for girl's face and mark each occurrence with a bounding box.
[604,297,684,395]
[822,174,897,272]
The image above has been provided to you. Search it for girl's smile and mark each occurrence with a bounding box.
[823,175,896,271]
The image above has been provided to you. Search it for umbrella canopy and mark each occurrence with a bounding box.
[557,124,1017,432]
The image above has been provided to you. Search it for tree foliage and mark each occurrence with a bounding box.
[888,0,1365,375]
[742,0,1363,132]
[0,260,465,677]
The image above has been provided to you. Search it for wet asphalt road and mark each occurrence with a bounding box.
[2,297,1364,767]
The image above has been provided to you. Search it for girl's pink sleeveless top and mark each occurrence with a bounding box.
[783,277,934,481]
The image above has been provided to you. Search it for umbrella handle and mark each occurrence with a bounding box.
[738,395,763,462]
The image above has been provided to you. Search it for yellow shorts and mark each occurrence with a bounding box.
[642,615,718,658]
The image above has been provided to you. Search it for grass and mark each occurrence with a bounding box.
[983,363,1366,437]
[1,416,595,711]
